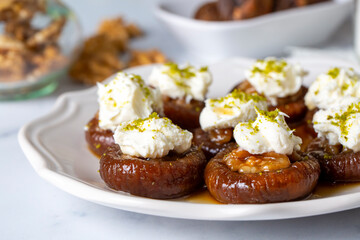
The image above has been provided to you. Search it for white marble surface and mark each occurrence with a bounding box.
[2,0,360,239]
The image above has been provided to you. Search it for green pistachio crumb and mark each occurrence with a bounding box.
[129,74,152,98]
[121,112,182,134]
[199,66,208,72]
[256,107,281,123]
[164,62,196,79]
[251,58,288,77]
[330,103,360,138]
[209,89,266,108]
[327,67,340,79]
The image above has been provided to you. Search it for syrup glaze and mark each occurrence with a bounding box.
[183,182,360,204]
[91,123,360,203]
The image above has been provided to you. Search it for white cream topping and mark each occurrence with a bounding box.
[234,108,302,155]
[305,67,360,110]
[245,57,306,105]
[148,63,212,101]
[114,113,193,158]
[199,90,268,131]
[97,72,163,131]
[313,102,360,152]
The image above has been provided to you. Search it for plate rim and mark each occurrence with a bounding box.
[18,56,360,221]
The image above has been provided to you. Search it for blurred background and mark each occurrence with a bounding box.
[0,0,355,100]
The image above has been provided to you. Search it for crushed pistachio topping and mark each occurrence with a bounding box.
[317,102,360,140]
[162,62,208,90]
[127,73,152,98]
[255,107,281,123]
[234,106,301,155]
[250,58,288,77]
[327,67,340,79]
[164,62,196,79]
[239,108,285,136]
[209,89,266,108]
[328,67,358,89]
[199,66,208,72]
[103,73,153,108]
[244,119,260,135]
[120,112,186,134]
[121,112,160,132]
[252,107,294,135]
[341,84,350,91]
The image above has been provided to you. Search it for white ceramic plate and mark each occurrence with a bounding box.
[155,0,352,61]
[19,57,360,221]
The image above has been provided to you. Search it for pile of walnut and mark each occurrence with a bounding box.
[195,0,330,21]
[69,17,168,85]
[0,0,66,82]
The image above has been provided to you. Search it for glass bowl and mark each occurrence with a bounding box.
[0,0,82,100]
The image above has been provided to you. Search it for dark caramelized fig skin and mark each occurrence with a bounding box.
[232,80,308,125]
[307,138,360,182]
[205,143,320,203]
[293,122,316,152]
[163,95,204,130]
[85,115,115,156]
[192,128,234,160]
[100,144,207,199]
[304,109,318,138]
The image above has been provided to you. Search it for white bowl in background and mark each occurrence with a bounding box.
[155,0,353,61]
